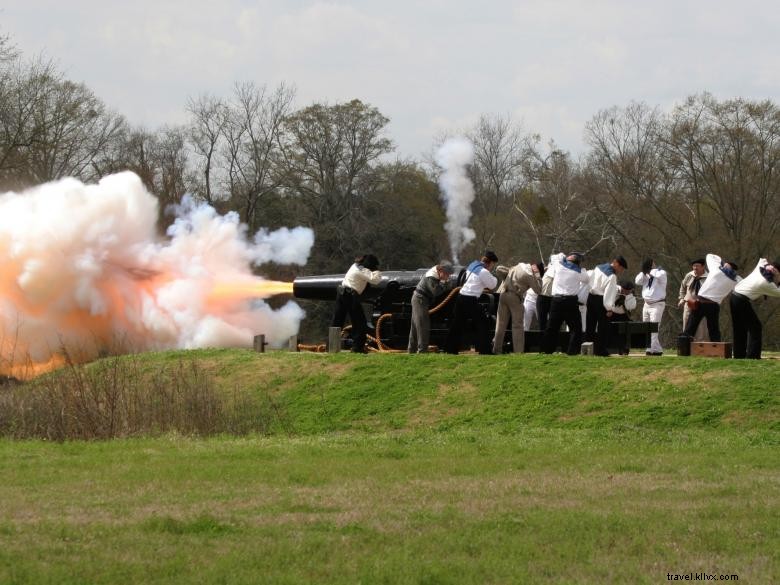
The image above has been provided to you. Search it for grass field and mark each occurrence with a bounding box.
[1,351,778,584]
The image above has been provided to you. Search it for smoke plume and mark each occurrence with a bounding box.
[435,138,476,264]
[0,172,313,378]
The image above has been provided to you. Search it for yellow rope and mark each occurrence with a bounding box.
[370,286,462,352]
[296,343,326,352]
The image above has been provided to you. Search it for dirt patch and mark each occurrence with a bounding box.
[407,382,480,429]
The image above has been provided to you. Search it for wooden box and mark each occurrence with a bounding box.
[691,342,732,358]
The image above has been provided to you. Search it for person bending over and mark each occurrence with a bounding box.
[332,254,382,353]
[585,256,628,356]
[730,259,780,359]
[492,260,542,353]
[682,253,739,342]
[408,261,454,353]
[445,251,499,355]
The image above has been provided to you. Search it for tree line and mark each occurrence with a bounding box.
[2,36,778,346]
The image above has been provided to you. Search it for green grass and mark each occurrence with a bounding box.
[123,350,779,436]
[1,350,778,583]
[0,430,776,584]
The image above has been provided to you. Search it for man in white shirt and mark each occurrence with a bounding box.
[332,254,382,353]
[585,256,628,356]
[543,252,590,355]
[682,253,740,342]
[445,251,499,354]
[492,260,542,353]
[635,258,667,356]
[730,259,780,359]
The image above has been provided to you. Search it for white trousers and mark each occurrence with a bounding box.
[642,302,665,353]
[523,298,537,331]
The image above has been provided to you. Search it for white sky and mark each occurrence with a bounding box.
[3,0,779,159]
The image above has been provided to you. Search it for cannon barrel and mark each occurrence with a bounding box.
[293,269,461,301]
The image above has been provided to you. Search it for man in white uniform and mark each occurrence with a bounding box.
[543,253,590,355]
[682,254,740,342]
[730,259,780,359]
[586,256,628,356]
[445,251,499,355]
[635,258,667,356]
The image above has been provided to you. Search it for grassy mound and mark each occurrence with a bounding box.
[3,349,775,440]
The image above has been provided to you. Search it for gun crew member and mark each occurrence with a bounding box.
[678,258,708,341]
[635,258,667,356]
[730,259,780,359]
[543,252,590,355]
[445,251,499,355]
[682,253,739,342]
[408,261,455,353]
[492,260,543,354]
[586,256,628,357]
[332,254,382,353]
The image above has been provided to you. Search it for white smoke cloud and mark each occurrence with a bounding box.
[252,227,316,266]
[0,171,313,375]
[435,137,476,264]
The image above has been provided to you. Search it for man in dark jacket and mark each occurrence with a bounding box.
[408,261,454,353]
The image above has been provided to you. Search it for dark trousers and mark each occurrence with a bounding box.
[543,296,582,355]
[683,301,721,342]
[585,293,609,356]
[730,293,762,359]
[537,294,552,331]
[332,289,368,352]
[445,294,492,354]
[609,313,630,355]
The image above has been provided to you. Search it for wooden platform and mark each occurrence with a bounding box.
[691,342,732,358]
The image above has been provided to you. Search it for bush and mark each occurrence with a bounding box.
[0,356,280,440]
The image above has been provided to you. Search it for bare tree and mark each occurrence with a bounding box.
[663,94,780,266]
[0,54,125,188]
[583,101,690,264]
[514,146,608,261]
[468,114,537,215]
[217,82,295,232]
[280,99,393,268]
[186,93,227,205]
[120,126,189,220]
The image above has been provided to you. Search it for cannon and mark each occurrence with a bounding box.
[293,267,500,351]
[293,268,658,354]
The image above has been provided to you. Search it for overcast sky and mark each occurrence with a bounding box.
[3,0,779,159]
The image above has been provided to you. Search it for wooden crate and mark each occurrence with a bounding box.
[691,342,732,358]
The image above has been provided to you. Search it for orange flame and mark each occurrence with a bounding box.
[208,279,294,302]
